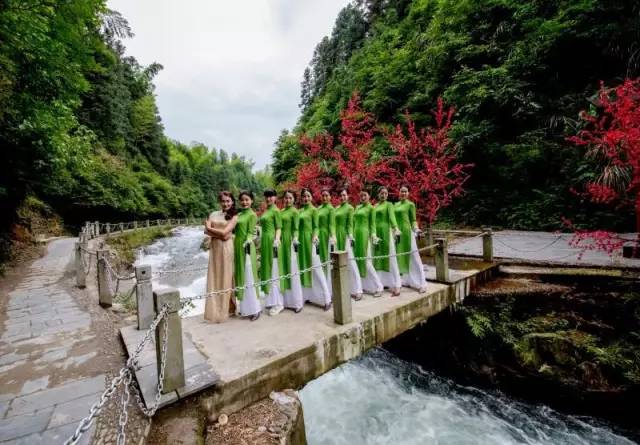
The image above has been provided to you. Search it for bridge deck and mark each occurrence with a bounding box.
[121,260,497,416]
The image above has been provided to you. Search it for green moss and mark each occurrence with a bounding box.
[106,226,173,266]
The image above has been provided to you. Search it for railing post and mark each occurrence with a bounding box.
[135,265,154,330]
[106,223,111,236]
[426,224,435,256]
[146,219,150,228]
[157,219,161,227]
[96,250,113,307]
[133,221,138,230]
[435,237,449,282]
[75,241,86,288]
[482,227,493,263]
[94,221,99,237]
[119,223,124,233]
[154,288,185,393]
[331,251,352,324]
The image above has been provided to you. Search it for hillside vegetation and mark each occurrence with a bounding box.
[273,0,639,230]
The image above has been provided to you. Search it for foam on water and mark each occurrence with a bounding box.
[300,349,636,445]
[134,226,209,316]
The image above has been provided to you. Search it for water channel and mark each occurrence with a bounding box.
[135,227,637,444]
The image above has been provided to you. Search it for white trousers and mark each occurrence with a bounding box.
[347,242,363,296]
[238,253,262,317]
[265,259,284,308]
[361,244,383,294]
[401,233,426,289]
[303,247,331,306]
[377,230,402,289]
[283,246,304,310]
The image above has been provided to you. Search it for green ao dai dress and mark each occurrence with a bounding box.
[394,199,426,289]
[278,205,304,310]
[234,207,261,316]
[334,202,363,296]
[259,204,283,307]
[373,200,402,289]
[353,203,383,294]
[298,203,331,306]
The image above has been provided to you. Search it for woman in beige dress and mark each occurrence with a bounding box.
[203,191,238,322]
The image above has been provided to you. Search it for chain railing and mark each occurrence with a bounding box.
[64,305,169,445]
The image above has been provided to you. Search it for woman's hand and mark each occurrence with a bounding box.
[371,235,380,245]
[312,235,319,244]
[292,237,299,246]
[393,228,401,237]
[273,238,281,248]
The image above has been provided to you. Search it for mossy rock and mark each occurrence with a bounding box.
[515,330,597,369]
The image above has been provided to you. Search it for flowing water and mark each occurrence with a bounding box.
[300,349,637,445]
[135,229,637,444]
[134,226,209,316]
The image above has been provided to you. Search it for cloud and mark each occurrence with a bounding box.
[108,0,349,169]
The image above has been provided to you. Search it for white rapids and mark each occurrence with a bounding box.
[300,349,636,445]
[134,226,209,316]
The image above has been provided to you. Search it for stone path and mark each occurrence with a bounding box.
[0,238,105,444]
[448,230,640,268]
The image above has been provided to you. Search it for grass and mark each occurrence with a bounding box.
[105,226,173,267]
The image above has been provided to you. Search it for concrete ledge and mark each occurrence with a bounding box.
[119,325,219,410]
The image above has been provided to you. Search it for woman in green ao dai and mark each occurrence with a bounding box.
[394,185,426,292]
[334,188,363,300]
[317,189,336,293]
[353,190,383,296]
[373,187,402,296]
[298,189,331,310]
[234,191,262,321]
[259,189,284,315]
[278,190,304,312]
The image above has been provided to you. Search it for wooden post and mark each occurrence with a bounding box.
[94,221,99,237]
[105,223,111,236]
[75,242,86,288]
[96,250,112,307]
[154,288,185,393]
[331,251,352,325]
[146,219,150,228]
[482,227,493,263]
[119,223,124,233]
[435,237,449,282]
[133,221,138,230]
[135,265,154,330]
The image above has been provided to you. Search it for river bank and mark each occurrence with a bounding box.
[385,269,640,440]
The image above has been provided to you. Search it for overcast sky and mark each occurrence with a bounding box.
[107,0,348,170]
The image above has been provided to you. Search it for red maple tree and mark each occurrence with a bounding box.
[385,98,473,225]
[334,92,390,199]
[293,132,336,201]
[293,92,389,203]
[567,78,640,255]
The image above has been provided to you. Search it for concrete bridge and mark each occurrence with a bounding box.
[119,254,497,418]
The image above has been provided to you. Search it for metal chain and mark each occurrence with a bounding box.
[116,370,132,445]
[152,264,208,277]
[353,241,438,262]
[182,260,332,302]
[65,307,169,445]
[494,233,567,253]
[128,315,168,417]
[64,367,130,445]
